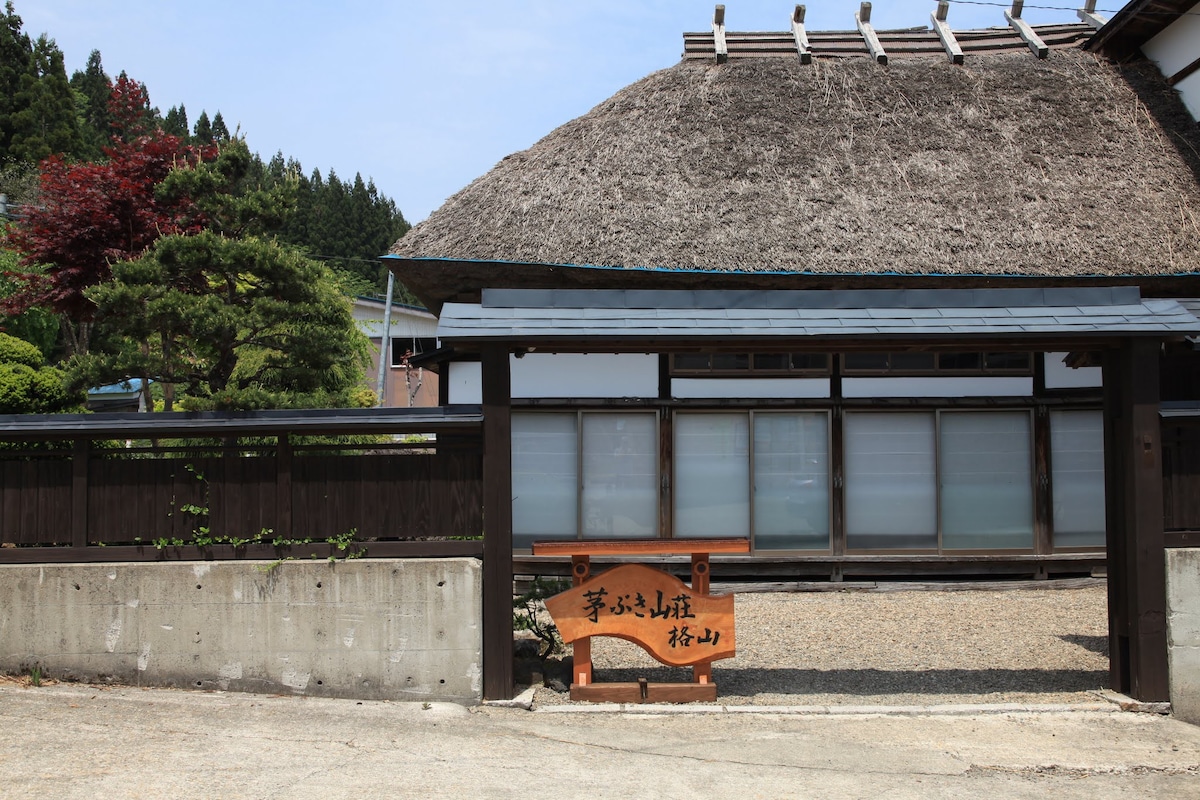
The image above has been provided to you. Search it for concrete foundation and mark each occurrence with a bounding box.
[1166,548,1200,725]
[0,558,482,702]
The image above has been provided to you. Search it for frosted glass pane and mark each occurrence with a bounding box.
[753,413,830,550]
[940,412,1033,549]
[511,413,577,548]
[582,414,657,538]
[845,413,937,549]
[1051,410,1106,548]
[675,414,749,538]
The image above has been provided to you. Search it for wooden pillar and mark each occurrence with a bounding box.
[481,345,514,700]
[1103,338,1169,702]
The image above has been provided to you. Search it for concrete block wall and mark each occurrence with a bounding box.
[0,558,481,702]
[1167,548,1200,725]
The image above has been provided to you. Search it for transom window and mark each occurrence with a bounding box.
[841,351,1032,375]
[671,353,830,375]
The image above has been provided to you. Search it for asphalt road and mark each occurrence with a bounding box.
[1,683,1198,799]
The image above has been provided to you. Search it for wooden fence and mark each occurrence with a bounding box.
[1163,419,1200,535]
[0,408,485,563]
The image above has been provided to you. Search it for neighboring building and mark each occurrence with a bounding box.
[385,7,1200,589]
[351,296,439,407]
[86,379,149,413]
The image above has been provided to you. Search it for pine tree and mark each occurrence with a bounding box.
[210,110,230,141]
[192,110,212,144]
[7,35,83,162]
[0,1,33,161]
[70,140,371,411]
[162,103,188,138]
[69,49,111,158]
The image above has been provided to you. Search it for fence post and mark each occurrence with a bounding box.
[71,439,89,548]
[276,434,292,536]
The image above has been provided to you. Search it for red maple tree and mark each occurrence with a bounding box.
[3,76,215,355]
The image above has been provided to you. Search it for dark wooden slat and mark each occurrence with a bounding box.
[71,440,88,548]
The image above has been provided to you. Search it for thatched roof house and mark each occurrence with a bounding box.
[385,9,1200,704]
[389,15,1200,312]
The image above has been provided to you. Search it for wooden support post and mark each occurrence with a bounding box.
[856,3,888,65]
[276,434,292,538]
[1005,0,1050,59]
[691,552,712,686]
[791,5,812,65]
[712,5,728,64]
[571,555,593,686]
[71,439,89,549]
[1103,339,1169,702]
[1034,405,1052,556]
[931,1,964,65]
[481,344,514,700]
[1076,0,1107,29]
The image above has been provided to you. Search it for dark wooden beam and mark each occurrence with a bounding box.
[1103,338,1169,702]
[481,344,514,700]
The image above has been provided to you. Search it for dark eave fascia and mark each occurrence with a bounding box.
[437,332,1187,355]
[0,406,484,442]
[383,255,1200,317]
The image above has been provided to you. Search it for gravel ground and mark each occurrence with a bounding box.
[533,581,1110,707]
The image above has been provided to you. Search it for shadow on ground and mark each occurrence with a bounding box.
[588,666,1109,697]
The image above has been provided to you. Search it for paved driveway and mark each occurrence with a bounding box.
[1,683,1197,799]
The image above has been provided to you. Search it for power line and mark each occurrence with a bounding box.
[946,0,1200,16]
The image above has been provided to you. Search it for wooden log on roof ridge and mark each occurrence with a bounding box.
[856,2,888,66]
[1005,0,1050,59]
[792,5,813,65]
[931,1,965,65]
[713,4,728,64]
[1076,0,1107,30]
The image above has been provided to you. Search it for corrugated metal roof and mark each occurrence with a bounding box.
[437,288,1200,342]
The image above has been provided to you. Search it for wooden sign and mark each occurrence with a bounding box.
[544,563,736,667]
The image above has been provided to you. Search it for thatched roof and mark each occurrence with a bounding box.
[390,42,1200,295]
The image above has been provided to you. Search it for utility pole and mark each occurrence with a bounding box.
[375,271,395,407]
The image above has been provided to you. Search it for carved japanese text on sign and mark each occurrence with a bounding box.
[543,563,736,667]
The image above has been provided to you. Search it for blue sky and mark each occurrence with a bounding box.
[20,0,1098,224]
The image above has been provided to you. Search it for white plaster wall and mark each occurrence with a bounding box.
[1142,3,1200,120]
[1176,72,1200,122]
[512,353,658,398]
[842,376,1033,398]
[0,560,482,702]
[672,377,831,399]
[448,361,483,405]
[1167,547,1200,725]
[1043,352,1103,390]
